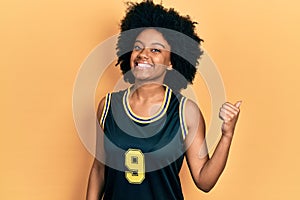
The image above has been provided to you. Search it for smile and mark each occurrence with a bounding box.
[135,63,153,69]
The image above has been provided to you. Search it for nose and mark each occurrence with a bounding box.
[137,48,149,60]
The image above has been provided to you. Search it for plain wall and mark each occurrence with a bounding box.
[1,0,299,199]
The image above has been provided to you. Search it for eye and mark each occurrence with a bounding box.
[151,48,161,53]
[133,45,142,51]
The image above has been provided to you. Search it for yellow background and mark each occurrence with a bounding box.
[1,0,299,199]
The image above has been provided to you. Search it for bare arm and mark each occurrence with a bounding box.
[86,97,106,199]
[185,100,241,192]
[86,159,105,199]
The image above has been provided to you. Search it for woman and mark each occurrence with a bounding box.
[86,1,241,199]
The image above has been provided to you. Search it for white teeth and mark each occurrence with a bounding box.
[137,63,152,68]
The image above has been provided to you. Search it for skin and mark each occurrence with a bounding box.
[128,29,173,116]
[86,28,241,199]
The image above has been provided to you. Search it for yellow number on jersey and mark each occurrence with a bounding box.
[125,149,145,184]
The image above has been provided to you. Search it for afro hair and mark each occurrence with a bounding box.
[116,0,203,91]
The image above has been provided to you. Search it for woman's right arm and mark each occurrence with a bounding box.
[86,97,106,200]
[86,159,105,199]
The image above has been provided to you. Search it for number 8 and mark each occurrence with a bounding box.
[125,149,145,184]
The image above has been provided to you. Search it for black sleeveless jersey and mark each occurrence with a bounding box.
[100,86,188,200]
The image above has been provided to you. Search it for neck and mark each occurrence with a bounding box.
[131,83,166,101]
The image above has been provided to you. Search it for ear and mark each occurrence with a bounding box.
[167,62,173,70]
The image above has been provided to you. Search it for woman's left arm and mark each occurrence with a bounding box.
[184,100,241,192]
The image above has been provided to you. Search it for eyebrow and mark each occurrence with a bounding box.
[135,40,166,49]
[152,42,166,49]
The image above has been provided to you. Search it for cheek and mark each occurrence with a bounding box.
[130,52,137,67]
[162,50,171,62]
[161,53,171,65]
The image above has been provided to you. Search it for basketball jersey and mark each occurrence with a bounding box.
[100,86,188,200]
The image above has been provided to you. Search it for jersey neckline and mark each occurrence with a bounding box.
[123,85,172,124]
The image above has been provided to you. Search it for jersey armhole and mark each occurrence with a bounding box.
[99,93,111,129]
[179,97,188,140]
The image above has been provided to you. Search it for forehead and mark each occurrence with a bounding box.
[135,29,170,48]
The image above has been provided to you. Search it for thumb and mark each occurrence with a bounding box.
[235,101,242,108]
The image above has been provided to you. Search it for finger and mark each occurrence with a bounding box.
[219,111,229,122]
[223,102,239,112]
[220,107,235,119]
[222,104,239,115]
[235,101,242,108]
[219,108,235,122]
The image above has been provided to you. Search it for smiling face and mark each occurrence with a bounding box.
[130,28,172,85]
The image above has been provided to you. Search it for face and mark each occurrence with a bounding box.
[130,28,172,84]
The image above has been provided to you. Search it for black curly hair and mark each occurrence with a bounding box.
[116,0,203,91]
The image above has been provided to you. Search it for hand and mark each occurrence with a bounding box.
[219,101,242,138]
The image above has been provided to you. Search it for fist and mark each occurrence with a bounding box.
[219,101,242,138]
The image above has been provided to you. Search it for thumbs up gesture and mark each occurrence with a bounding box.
[219,101,242,139]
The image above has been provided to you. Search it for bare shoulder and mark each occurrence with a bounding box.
[185,98,200,112]
[96,96,107,121]
[184,99,205,128]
